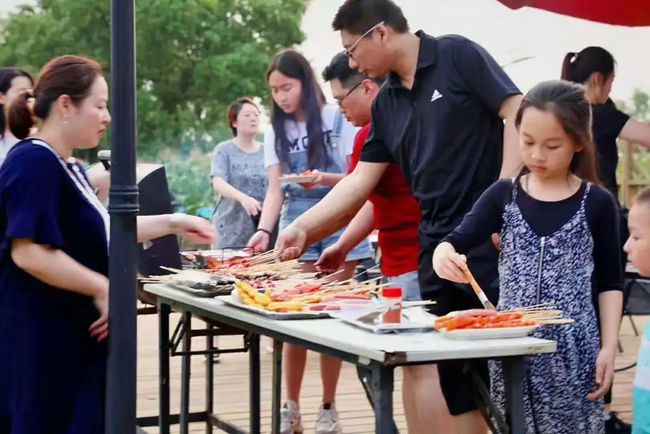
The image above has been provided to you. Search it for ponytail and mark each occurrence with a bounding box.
[560,47,615,85]
[8,92,35,140]
[0,67,34,139]
[561,52,577,81]
[7,55,103,140]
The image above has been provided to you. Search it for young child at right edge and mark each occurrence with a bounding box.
[623,188,650,434]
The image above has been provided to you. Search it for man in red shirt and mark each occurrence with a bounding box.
[320,52,454,434]
[319,53,420,300]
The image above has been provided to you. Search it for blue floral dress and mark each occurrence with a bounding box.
[491,181,604,433]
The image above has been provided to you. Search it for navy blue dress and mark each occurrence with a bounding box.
[0,140,108,434]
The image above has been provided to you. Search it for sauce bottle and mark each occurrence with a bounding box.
[382,287,403,324]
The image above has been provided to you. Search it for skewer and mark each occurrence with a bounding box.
[160,266,184,273]
[322,273,383,288]
[313,268,348,284]
[534,319,575,325]
[322,264,381,287]
[509,302,556,311]
[522,310,563,318]
[462,268,497,311]
[247,251,280,265]
[402,300,437,308]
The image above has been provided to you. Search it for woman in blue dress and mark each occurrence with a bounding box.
[0,55,214,434]
[433,80,624,433]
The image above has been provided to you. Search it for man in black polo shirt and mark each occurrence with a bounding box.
[275,0,522,431]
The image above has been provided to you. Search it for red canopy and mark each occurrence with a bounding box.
[497,0,650,26]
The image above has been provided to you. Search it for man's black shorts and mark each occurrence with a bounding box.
[418,241,499,415]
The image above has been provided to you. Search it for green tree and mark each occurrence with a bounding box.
[0,0,306,156]
[617,89,650,121]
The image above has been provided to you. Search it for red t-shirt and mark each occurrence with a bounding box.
[349,124,420,276]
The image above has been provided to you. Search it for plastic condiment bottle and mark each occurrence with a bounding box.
[382,287,403,324]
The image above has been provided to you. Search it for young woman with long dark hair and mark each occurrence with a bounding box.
[247,49,370,434]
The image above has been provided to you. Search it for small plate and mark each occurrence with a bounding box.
[438,325,538,340]
[279,175,319,183]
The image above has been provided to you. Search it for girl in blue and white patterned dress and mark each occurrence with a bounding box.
[433,80,624,434]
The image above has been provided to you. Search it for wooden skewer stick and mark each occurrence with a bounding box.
[462,268,497,311]
[534,319,575,325]
[247,251,280,265]
[402,300,437,308]
[313,268,347,284]
[323,274,383,288]
[159,266,184,274]
[509,302,556,311]
[523,310,563,318]
[322,264,381,287]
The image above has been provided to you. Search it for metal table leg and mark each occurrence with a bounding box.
[205,323,214,434]
[158,302,171,434]
[363,364,397,434]
[271,340,283,434]
[180,312,192,434]
[355,365,377,410]
[503,357,526,434]
[249,334,261,434]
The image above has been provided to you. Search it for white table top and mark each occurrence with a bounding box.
[146,284,556,365]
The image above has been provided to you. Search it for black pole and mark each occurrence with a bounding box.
[106,0,139,432]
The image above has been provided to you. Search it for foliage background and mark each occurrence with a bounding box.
[0,0,306,214]
[3,1,650,212]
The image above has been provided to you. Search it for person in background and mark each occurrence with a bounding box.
[434,80,623,433]
[318,51,454,433]
[0,67,34,167]
[623,188,650,434]
[562,46,650,434]
[247,49,370,434]
[561,47,650,200]
[211,97,267,249]
[0,55,214,434]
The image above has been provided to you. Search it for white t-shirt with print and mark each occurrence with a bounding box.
[263,104,358,171]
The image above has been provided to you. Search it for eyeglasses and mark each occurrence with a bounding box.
[345,21,385,59]
[335,80,364,107]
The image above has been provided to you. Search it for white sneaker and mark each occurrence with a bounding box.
[280,400,303,434]
[315,404,342,434]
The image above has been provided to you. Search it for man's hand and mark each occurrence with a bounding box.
[274,225,309,261]
[315,242,348,273]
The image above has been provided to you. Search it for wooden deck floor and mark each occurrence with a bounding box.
[136,312,647,433]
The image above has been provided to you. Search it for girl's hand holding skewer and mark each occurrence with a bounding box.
[432,242,469,284]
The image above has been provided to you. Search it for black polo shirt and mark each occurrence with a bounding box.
[361,31,520,300]
[362,31,519,248]
[592,99,630,199]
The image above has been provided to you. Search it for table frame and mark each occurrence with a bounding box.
[151,291,547,434]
